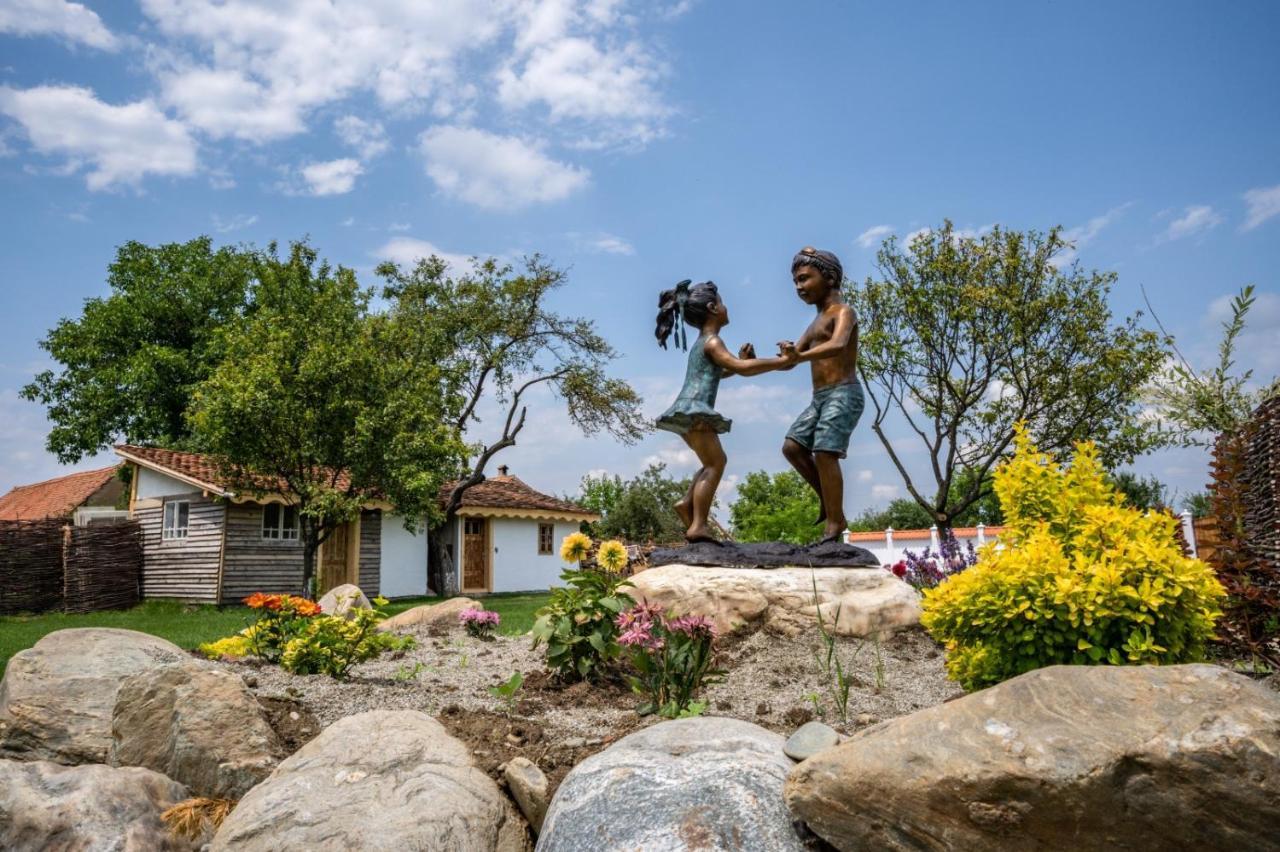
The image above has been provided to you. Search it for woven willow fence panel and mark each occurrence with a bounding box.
[0,518,142,614]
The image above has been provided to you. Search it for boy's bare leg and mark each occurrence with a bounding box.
[814,452,846,542]
[783,438,826,524]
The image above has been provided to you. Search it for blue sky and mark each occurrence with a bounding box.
[1,0,1278,521]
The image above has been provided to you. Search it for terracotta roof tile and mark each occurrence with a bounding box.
[114,445,354,495]
[845,525,1005,542]
[0,465,121,521]
[443,475,595,516]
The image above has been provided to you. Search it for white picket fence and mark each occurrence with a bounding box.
[844,512,1201,566]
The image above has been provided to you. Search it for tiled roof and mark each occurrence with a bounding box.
[115,445,355,496]
[444,475,596,517]
[846,525,1005,542]
[0,465,121,521]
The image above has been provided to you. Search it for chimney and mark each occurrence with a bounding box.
[498,465,510,477]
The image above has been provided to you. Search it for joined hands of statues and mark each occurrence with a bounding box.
[737,342,756,360]
[777,340,799,368]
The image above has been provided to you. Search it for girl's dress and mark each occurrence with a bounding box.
[656,331,732,435]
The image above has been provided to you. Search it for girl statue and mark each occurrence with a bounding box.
[654,280,797,543]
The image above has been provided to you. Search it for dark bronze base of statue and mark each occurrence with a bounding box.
[649,540,880,570]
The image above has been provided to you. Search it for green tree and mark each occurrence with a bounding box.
[575,471,625,537]
[582,464,692,543]
[1107,471,1170,511]
[1144,285,1278,447]
[22,237,256,462]
[852,221,1166,530]
[1183,491,1212,518]
[848,469,1003,532]
[729,470,820,545]
[189,243,466,596]
[375,255,648,591]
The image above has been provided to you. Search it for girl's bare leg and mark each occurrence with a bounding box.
[683,427,726,542]
[674,471,695,529]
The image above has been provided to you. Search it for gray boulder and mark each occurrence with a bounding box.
[211,709,528,851]
[317,583,371,618]
[786,664,1280,851]
[0,628,191,764]
[783,721,840,761]
[505,756,549,833]
[111,663,281,799]
[0,758,196,851]
[537,716,808,852]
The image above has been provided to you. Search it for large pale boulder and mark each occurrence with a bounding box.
[0,758,196,851]
[318,583,371,618]
[211,709,528,851]
[111,663,281,799]
[376,596,481,633]
[785,664,1280,851]
[629,564,920,637]
[537,716,809,851]
[0,628,192,764]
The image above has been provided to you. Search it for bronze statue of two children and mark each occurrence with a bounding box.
[655,247,862,545]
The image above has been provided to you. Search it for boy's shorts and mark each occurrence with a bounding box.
[785,381,864,459]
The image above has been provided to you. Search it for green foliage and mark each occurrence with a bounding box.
[188,241,467,594]
[280,606,414,679]
[1107,471,1170,511]
[530,568,635,681]
[197,633,252,660]
[22,237,256,463]
[921,426,1226,691]
[1145,285,1278,447]
[488,671,524,713]
[617,605,723,718]
[852,221,1167,528]
[580,464,693,543]
[1183,491,1212,518]
[849,469,1004,532]
[241,593,321,663]
[729,470,819,544]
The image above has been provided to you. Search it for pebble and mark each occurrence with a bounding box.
[855,713,879,726]
[784,721,840,761]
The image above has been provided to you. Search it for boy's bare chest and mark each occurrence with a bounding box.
[800,315,836,345]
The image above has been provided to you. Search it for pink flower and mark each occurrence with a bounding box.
[668,614,716,638]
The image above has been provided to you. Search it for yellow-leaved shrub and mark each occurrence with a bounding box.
[921,425,1225,690]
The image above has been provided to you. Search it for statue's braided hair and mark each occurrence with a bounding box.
[655,279,720,350]
[791,246,844,290]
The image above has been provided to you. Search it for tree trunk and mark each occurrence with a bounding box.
[427,516,458,598]
[301,527,319,599]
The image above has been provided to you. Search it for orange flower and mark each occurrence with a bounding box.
[292,598,321,617]
[244,592,272,609]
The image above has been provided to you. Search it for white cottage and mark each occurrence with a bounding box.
[114,445,431,602]
[441,465,599,594]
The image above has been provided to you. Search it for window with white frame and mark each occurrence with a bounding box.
[262,503,300,540]
[162,500,189,540]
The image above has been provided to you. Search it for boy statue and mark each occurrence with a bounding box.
[779,247,864,544]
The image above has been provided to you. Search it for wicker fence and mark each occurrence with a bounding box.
[0,518,142,615]
[1241,395,1280,572]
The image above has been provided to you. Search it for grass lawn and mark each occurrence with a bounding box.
[0,592,549,677]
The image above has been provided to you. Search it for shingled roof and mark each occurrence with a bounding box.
[444,473,597,519]
[0,465,121,521]
[114,445,355,497]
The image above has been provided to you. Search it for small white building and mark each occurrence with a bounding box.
[441,466,600,595]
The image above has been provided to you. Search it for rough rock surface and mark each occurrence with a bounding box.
[110,663,281,799]
[0,628,192,764]
[783,721,840,761]
[785,664,1280,851]
[629,564,920,637]
[377,596,481,633]
[650,540,879,569]
[505,756,549,833]
[537,716,808,851]
[318,583,371,618]
[211,709,528,851]
[0,758,195,851]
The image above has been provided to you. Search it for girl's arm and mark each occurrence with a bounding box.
[704,336,797,377]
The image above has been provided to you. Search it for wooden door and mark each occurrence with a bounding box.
[462,518,489,592]
[319,522,349,595]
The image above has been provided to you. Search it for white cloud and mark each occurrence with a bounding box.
[1053,202,1132,266]
[0,0,118,50]
[856,225,893,249]
[211,212,257,233]
[871,483,900,501]
[1161,205,1222,242]
[642,442,698,470]
[388,222,411,232]
[1242,184,1280,232]
[419,125,588,210]
[0,85,197,190]
[373,237,473,271]
[300,158,363,196]
[1204,289,1280,379]
[341,216,356,227]
[903,227,932,247]
[856,469,873,482]
[570,231,634,255]
[717,384,795,425]
[335,115,389,159]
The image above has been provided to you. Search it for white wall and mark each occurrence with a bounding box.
[489,518,578,593]
[135,466,201,499]
[848,527,1000,566]
[381,513,428,598]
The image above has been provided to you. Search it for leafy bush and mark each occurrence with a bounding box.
[280,600,414,678]
[531,567,634,681]
[617,603,723,718]
[889,529,978,590]
[459,607,500,639]
[921,426,1226,691]
[197,631,253,660]
[242,593,321,663]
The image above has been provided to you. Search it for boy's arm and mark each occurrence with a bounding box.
[795,306,856,363]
